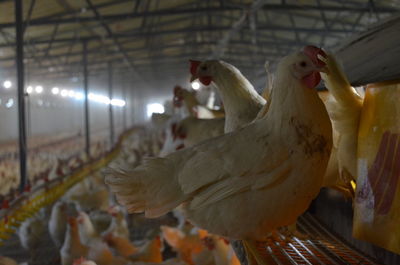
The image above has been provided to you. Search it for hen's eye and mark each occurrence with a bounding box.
[299,61,307,67]
[201,66,208,71]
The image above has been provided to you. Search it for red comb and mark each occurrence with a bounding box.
[189,60,201,75]
[303,46,326,67]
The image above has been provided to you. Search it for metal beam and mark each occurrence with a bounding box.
[0,25,351,48]
[82,41,90,158]
[15,0,28,193]
[0,38,304,63]
[108,62,114,148]
[85,0,142,78]
[23,0,36,34]
[122,75,127,130]
[0,4,395,28]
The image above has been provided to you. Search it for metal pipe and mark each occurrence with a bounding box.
[108,62,114,148]
[122,74,127,130]
[83,40,90,158]
[15,0,28,193]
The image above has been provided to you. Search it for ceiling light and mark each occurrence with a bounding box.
[35,85,43,93]
[26,86,33,94]
[51,87,59,95]
[146,103,164,117]
[60,89,68,97]
[3,80,12,89]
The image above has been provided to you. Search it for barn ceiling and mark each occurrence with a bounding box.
[0,0,399,92]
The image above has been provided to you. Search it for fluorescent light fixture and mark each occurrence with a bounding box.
[3,80,12,89]
[111,99,126,107]
[74,92,84,100]
[35,85,43,93]
[88,93,110,104]
[146,103,164,117]
[26,86,33,94]
[68,90,75,97]
[51,87,59,95]
[60,89,68,97]
[191,81,200,90]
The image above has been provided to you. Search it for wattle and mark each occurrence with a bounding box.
[302,71,321,89]
[199,76,212,85]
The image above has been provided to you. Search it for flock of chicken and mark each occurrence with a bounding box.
[0,45,365,265]
[0,132,108,197]
[105,46,365,265]
[0,130,244,265]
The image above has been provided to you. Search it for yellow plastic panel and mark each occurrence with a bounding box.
[354,82,400,254]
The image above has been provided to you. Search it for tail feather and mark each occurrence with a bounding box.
[104,157,187,218]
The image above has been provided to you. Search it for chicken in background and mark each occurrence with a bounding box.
[173,85,225,119]
[161,225,205,265]
[75,212,128,265]
[17,209,47,260]
[48,201,69,249]
[172,117,225,149]
[318,52,364,196]
[190,60,266,132]
[202,235,241,265]
[127,235,163,263]
[77,211,101,246]
[101,205,130,239]
[158,118,186,157]
[61,217,89,265]
[103,232,138,257]
[105,46,332,265]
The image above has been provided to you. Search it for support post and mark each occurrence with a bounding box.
[15,0,28,193]
[122,74,127,131]
[108,62,114,148]
[82,41,90,158]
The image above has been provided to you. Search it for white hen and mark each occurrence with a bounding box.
[76,211,100,246]
[106,47,332,264]
[61,217,89,265]
[102,205,129,239]
[18,211,46,256]
[173,117,225,148]
[48,201,68,249]
[190,60,265,132]
[319,53,363,186]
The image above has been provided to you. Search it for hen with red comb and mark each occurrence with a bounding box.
[106,47,332,265]
[189,59,265,132]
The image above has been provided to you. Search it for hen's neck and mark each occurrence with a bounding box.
[64,226,85,250]
[213,66,265,132]
[266,72,331,135]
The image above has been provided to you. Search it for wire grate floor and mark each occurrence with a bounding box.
[254,213,379,265]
